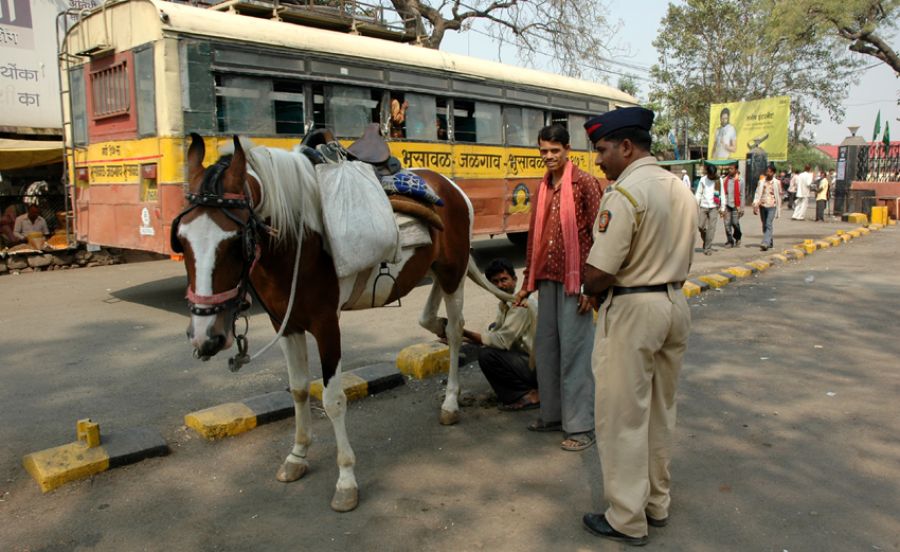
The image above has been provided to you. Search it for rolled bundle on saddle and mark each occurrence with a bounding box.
[296,124,444,230]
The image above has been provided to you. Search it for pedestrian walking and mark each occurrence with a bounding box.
[579,106,697,546]
[815,169,830,222]
[785,169,797,210]
[753,164,782,251]
[514,123,602,452]
[792,165,813,220]
[694,164,724,255]
[681,169,691,190]
[721,164,743,248]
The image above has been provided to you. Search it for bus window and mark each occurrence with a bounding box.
[505,106,545,146]
[69,67,87,146]
[272,80,305,135]
[453,100,502,144]
[326,85,379,139]
[568,114,588,150]
[550,111,568,129]
[134,47,156,137]
[215,75,275,134]
[404,92,437,141]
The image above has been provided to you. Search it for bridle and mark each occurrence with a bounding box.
[170,156,267,321]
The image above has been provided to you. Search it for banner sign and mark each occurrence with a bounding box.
[708,96,790,161]
[0,0,95,130]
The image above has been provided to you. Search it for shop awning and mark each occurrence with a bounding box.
[657,159,739,167]
[0,139,64,171]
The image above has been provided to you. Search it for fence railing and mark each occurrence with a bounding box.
[856,143,900,182]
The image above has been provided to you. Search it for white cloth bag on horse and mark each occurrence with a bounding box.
[316,161,399,278]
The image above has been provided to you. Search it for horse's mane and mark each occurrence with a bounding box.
[245,146,322,246]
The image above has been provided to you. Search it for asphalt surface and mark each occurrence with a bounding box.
[1,216,898,551]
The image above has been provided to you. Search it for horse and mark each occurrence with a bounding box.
[171,134,477,512]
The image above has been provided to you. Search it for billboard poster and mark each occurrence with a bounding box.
[707,96,790,161]
[0,0,94,130]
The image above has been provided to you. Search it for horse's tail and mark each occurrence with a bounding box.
[465,254,537,370]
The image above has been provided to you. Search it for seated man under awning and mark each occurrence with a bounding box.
[13,204,49,245]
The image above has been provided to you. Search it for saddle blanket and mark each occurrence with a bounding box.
[380,171,444,206]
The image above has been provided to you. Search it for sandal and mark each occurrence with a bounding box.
[527,418,562,432]
[498,393,540,412]
[561,431,595,451]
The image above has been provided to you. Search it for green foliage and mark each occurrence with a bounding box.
[618,74,639,98]
[778,144,836,171]
[649,0,863,147]
[768,0,900,74]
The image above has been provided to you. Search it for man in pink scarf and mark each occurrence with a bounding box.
[513,124,602,452]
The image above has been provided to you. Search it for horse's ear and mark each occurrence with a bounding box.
[187,133,205,179]
[224,135,247,193]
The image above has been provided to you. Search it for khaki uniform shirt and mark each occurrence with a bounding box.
[481,297,536,358]
[586,157,697,287]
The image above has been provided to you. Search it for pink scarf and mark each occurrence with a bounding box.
[526,161,581,295]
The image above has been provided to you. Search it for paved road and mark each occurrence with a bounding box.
[1,219,898,551]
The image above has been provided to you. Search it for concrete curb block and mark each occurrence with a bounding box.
[698,273,731,288]
[396,341,450,379]
[185,365,405,439]
[680,223,892,302]
[22,426,168,492]
[723,266,753,278]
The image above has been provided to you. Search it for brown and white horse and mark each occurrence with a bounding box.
[172,134,472,512]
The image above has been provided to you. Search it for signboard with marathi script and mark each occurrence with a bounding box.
[0,0,94,130]
[707,96,790,162]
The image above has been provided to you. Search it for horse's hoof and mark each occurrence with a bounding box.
[330,487,359,512]
[276,460,308,482]
[439,409,460,426]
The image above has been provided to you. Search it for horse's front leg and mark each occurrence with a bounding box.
[439,286,465,426]
[315,329,358,512]
[276,332,312,483]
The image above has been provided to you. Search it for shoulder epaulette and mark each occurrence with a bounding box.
[610,185,644,226]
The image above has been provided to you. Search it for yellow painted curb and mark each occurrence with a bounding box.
[845,213,867,224]
[396,342,450,379]
[682,281,702,297]
[309,372,369,402]
[23,442,109,493]
[785,248,806,258]
[858,227,871,235]
[824,236,841,246]
[814,240,831,249]
[888,219,896,226]
[723,266,753,278]
[869,223,883,231]
[185,402,257,440]
[839,233,852,243]
[698,274,730,288]
[796,242,817,254]
[848,229,862,238]
[769,253,789,262]
[835,229,845,235]
[747,260,772,271]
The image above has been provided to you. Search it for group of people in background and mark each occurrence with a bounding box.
[689,162,834,254]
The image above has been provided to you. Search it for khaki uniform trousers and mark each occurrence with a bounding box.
[592,285,691,537]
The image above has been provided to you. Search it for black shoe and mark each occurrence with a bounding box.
[647,514,668,528]
[724,242,734,248]
[582,513,648,546]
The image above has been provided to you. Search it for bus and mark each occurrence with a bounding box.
[59,0,637,253]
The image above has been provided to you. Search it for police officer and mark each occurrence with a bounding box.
[579,107,697,546]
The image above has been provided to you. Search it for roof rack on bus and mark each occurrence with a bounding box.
[199,0,419,43]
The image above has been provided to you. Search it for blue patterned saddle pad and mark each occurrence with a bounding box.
[380,171,444,206]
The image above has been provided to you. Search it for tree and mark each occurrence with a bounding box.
[617,74,639,98]
[649,0,863,148]
[383,0,618,78]
[770,0,900,75]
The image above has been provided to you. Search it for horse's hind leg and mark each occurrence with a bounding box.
[418,276,445,335]
[276,332,312,483]
[439,285,465,426]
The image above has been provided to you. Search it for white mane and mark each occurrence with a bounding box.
[246,146,322,246]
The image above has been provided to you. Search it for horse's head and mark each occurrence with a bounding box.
[172,134,259,361]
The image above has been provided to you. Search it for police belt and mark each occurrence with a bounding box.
[612,284,670,295]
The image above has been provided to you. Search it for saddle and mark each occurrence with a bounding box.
[296,124,444,231]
